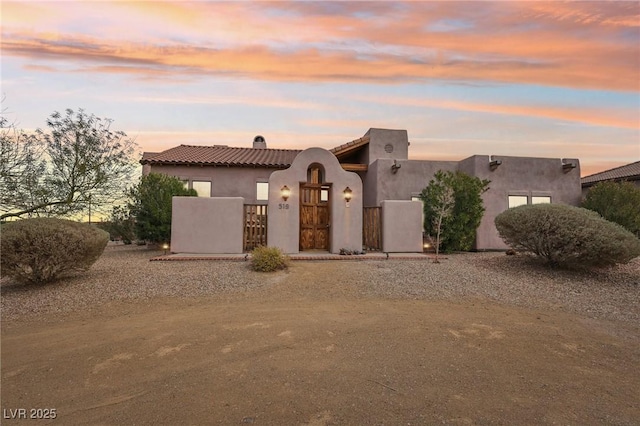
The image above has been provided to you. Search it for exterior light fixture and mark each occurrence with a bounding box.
[162,243,169,255]
[343,187,353,202]
[281,185,291,201]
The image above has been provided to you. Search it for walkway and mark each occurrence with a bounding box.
[150,252,436,261]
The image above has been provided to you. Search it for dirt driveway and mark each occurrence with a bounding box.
[2,260,639,425]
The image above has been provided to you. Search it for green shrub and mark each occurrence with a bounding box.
[128,173,197,244]
[582,181,640,237]
[107,205,137,244]
[0,218,109,284]
[495,204,640,267]
[420,170,490,252]
[251,246,289,272]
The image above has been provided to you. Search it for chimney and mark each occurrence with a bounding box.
[253,135,267,149]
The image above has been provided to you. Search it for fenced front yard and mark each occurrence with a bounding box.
[243,204,383,252]
[243,204,268,251]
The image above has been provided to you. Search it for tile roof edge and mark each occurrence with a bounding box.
[581,161,640,179]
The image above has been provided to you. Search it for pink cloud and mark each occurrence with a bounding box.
[2,2,638,91]
[353,95,638,130]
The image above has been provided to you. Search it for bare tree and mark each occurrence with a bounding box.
[430,184,455,263]
[1,109,138,221]
[0,114,48,219]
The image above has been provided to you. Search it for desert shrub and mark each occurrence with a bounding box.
[495,204,640,267]
[420,170,490,252]
[582,181,640,237]
[108,205,137,244]
[128,173,197,244]
[251,246,289,272]
[0,218,109,284]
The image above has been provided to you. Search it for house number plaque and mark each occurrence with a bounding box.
[278,203,290,210]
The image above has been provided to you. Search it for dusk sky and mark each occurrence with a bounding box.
[2,1,639,177]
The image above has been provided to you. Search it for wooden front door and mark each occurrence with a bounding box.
[300,183,330,250]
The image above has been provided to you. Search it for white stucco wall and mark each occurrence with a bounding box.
[268,148,363,254]
[171,197,244,254]
[381,200,423,253]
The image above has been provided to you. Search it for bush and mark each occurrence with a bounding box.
[1,218,109,284]
[251,246,289,272]
[582,181,640,237]
[420,170,490,252]
[108,205,137,244]
[495,204,640,267]
[128,173,197,244]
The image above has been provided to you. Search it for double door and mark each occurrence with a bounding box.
[299,184,330,251]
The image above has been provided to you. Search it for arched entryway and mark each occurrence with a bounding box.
[267,147,362,254]
[299,164,331,251]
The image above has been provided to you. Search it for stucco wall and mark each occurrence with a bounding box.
[148,164,279,203]
[365,128,409,164]
[366,159,458,206]
[459,155,582,250]
[365,155,581,251]
[171,197,244,254]
[268,148,363,254]
[381,201,423,253]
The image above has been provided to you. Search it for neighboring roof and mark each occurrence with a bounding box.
[141,151,159,161]
[581,161,640,186]
[140,145,301,168]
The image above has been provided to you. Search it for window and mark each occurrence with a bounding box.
[320,186,329,202]
[192,181,211,197]
[256,182,269,201]
[508,195,528,208]
[532,196,551,204]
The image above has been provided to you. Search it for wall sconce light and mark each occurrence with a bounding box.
[489,159,502,171]
[562,161,576,173]
[391,160,401,174]
[343,187,353,202]
[281,185,291,201]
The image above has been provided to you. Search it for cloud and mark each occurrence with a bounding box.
[352,95,638,130]
[3,31,637,92]
[2,1,638,91]
[515,1,640,28]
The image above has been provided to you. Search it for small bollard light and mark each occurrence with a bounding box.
[162,243,169,255]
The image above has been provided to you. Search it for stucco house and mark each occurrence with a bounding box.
[581,161,640,197]
[141,128,581,254]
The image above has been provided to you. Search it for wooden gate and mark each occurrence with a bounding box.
[300,183,330,250]
[363,207,381,251]
[244,204,268,251]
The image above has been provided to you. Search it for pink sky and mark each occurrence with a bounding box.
[2,1,639,177]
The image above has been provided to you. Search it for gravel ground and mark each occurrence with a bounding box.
[2,244,639,323]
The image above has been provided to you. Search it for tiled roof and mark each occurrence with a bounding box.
[330,136,370,159]
[141,151,159,161]
[140,145,301,168]
[581,161,640,186]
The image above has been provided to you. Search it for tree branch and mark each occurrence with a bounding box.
[1,199,72,221]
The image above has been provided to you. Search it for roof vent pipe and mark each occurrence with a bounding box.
[253,135,267,149]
